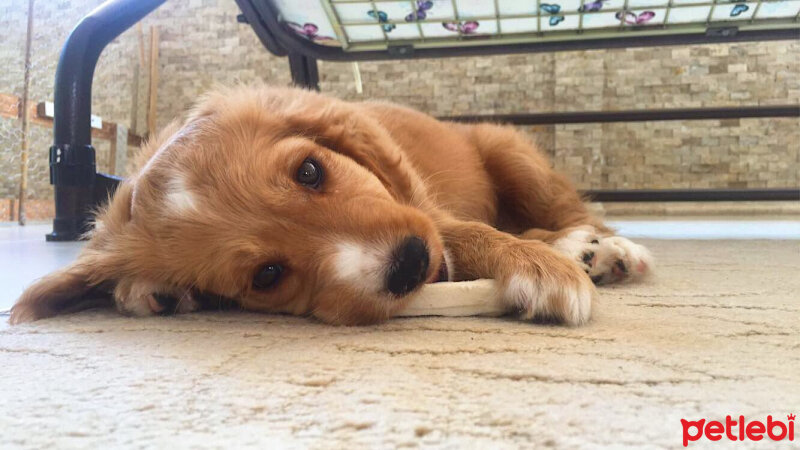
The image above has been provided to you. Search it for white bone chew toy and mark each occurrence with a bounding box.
[396,279,506,317]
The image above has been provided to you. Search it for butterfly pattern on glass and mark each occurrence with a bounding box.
[615,10,656,25]
[367,10,396,32]
[285,22,334,41]
[540,3,565,26]
[442,21,480,34]
[579,0,609,13]
[276,0,797,46]
[730,3,749,16]
[406,1,434,22]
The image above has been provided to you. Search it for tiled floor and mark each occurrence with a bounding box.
[1,224,82,312]
[610,218,800,239]
[2,219,799,311]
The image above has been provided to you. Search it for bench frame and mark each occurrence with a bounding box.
[45,0,800,240]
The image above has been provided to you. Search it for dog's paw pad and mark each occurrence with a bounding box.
[149,293,173,313]
[553,226,601,272]
[149,291,198,315]
[115,280,199,317]
[591,236,653,285]
[613,259,627,275]
[581,251,595,266]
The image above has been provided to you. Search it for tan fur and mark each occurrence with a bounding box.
[10,86,653,326]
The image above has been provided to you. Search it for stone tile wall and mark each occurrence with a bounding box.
[0,0,797,201]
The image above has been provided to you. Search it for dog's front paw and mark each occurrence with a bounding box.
[114,279,199,317]
[552,225,601,272]
[553,228,653,285]
[591,236,653,285]
[499,244,596,325]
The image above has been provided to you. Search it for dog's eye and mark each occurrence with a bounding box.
[252,264,283,290]
[296,158,323,189]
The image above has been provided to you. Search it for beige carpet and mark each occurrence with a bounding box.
[2,239,798,448]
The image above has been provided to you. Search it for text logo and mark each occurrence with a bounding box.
[681,414,795,447]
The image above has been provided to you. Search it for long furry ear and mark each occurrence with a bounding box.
[10,182,136,325]
[9,258,113,324]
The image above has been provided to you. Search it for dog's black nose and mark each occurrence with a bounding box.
[386,236,429,296]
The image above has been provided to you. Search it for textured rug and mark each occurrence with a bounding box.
[2,240,798,448]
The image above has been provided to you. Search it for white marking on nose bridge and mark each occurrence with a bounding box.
[165,174,197,213]
[333,242,390,293]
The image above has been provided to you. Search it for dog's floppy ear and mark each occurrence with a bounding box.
[9,183,135,324]
[9,256,114,324]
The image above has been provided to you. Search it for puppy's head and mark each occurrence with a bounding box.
[11,87,445,325]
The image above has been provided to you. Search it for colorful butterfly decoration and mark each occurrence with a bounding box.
[579,0,608,13]
[285,22,334,41]
[730,3,749,16]
[368,10,396,32]
[442,21,480,34]
[540,4,565,26]
[615,10,656,25]
[406,1,434,22]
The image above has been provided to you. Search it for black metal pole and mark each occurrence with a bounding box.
[288,53,320,91]
[47,0,166,241]
[583,188,800,202]
[440,105,800,125]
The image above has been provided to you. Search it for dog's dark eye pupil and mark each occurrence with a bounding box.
[296,158,322,187]
[253,264,282,290]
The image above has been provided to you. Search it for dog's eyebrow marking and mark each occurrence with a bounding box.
[333,242,389,293]
[165,174,198,213]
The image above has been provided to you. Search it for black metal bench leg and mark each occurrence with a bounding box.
[288,53,320,91]
[46,0,165,241]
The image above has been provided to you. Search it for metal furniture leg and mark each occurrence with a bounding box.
[47,0,166,241]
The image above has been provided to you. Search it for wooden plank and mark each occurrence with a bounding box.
[108,123,128,175]
[108,123,118,174]
[3,94,144,148]
[32,100,143,147]
[115,124,128,175]
[0,93,18,118]
[18,0,35,225]
[130,64,140,134]
[147,26,159,135]
[137,23,147,69]
[127,131,143,148]
[132,22,144,135]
